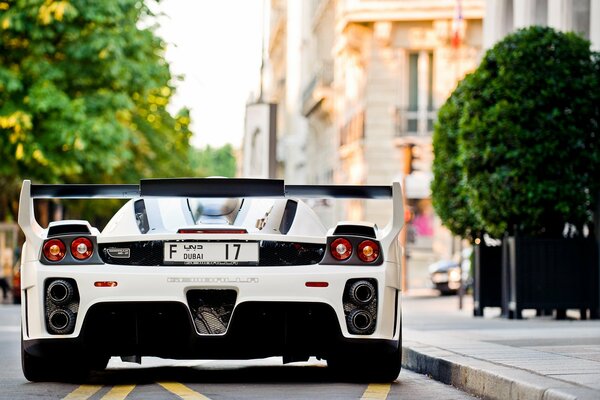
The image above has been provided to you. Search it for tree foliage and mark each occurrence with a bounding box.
[0,0,237,222]
[433,26,600,239]
[191,144,237,178]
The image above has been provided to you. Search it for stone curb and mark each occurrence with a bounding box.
[401,341,600,400]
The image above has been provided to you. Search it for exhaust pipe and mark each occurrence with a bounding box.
[347,309,374,334]
[47,279,74,305]
[48,308,76,334]
[348,280,375,305]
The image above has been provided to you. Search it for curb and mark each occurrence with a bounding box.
[401,341,599,400]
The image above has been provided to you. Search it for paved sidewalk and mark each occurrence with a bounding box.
[401,292,600,400]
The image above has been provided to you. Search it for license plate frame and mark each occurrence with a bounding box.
[163,242,259,265]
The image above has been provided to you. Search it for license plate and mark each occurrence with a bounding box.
[164,242,259,265]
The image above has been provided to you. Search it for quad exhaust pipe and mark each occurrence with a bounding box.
[48,309,76,334]
[47,279,74,305]
[344,278,377,335]
[348,280,375,305]
[45,279,78,335]
[347,309,374,334]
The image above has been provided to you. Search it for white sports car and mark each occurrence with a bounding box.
[18,178,404,382]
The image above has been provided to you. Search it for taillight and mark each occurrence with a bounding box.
[331,237,352,260]
[43,239,66,262]
[358,240,380,263]
[71,237,93,260]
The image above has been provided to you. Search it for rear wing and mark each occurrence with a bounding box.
[19,178,404,249]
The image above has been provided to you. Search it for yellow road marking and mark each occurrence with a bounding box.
[101,384,136,400]
[158,382,212,400]
[361,383,391,400]
[63,385,103,400]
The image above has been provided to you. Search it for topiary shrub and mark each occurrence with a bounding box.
[456,26,600,238]
[431,76,482,241]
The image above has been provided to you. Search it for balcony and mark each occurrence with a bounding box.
[394,106,438,139]
[302,61,334,117]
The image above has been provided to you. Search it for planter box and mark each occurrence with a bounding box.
[473,241,503,316]
[504,236,599,319]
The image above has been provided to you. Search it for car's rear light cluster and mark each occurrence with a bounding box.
[41,236,99,264]
[326,237,382,265]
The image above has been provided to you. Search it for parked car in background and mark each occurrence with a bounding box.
[428,247,472,295]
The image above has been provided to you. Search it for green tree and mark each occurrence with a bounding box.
[431,76,482,241]
[190,144,237,178]
[455,27,600,238]
[0,0,195,221]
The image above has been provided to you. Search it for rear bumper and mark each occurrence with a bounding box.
[23,301,400,361]
[22,261,401,341]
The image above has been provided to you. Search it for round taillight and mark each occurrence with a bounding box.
[331,238,352,260]
[358,240,380,263]
[70,237,93,260]
[43,239,66,262]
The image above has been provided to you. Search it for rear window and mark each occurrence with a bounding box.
[188,198,241,224]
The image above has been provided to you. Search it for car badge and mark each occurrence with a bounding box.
[106,248,131,258]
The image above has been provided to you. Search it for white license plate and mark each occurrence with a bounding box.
[164,242,259,265]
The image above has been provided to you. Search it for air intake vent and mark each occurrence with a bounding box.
[332,224,376,239]
[48,224,91,237]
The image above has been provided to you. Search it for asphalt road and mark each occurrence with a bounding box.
[0,303,476,400]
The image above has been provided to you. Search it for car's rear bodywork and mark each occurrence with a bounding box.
[18,178,404,382]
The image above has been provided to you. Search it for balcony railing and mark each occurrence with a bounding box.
[394,107,438,137]
[302,61,334,115]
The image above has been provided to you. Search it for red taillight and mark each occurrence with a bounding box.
[71,237,93,260]
[306,282,329,288]
[358,240,380,263]
[43,239,66,262]
[331,237,352,260]
[177,229,248,234]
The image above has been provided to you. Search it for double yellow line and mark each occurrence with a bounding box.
[63,382,391,399]
[62,382,208,400]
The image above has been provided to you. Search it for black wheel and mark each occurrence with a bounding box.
[21,338,92,382]
[22,340,49,382]
[327,340,402,383]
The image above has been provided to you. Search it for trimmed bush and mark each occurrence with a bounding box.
[431,76,482,240]
[437,26,600,238]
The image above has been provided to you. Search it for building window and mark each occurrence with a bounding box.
[397,51,436,137]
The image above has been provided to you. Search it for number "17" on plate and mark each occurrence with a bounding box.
[225,243,241,260]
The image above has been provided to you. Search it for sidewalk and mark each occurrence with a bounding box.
[401,291,600,400]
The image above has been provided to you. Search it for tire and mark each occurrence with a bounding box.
[327,339,402,383]
[22,339,51,382]
[21,338,92,382]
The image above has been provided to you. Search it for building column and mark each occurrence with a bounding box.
[513,0,536,29]
[483,0,509,49]
[591,0,600,51]
[417,50,429,136]
[547,0,570,31]
[284,0,308,183]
